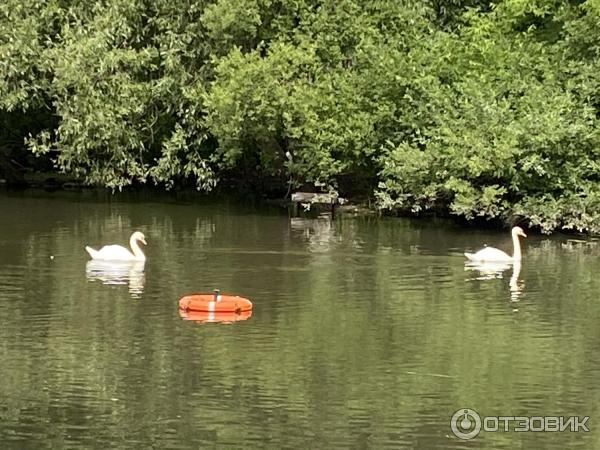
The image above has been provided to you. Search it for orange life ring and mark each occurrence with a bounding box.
[179,308,252,323]
[178,293,253,313]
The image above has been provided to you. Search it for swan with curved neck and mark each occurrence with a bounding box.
[464,226,527,262]
[85,231,147,262]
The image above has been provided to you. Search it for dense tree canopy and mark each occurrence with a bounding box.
[1,0,600,232]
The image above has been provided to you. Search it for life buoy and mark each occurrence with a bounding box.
[179,308,252,323]
[178,292,253,314]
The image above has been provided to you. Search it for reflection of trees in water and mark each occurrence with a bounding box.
[7,195,600,447]
[531,237,600,257]
[149,215,217,248]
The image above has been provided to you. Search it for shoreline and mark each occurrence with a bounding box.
[2,172,598,237]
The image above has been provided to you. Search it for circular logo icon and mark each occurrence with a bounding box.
[450,408,482,440]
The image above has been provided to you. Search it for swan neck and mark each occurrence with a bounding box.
[511,230,522,261]
[130,236,146,260]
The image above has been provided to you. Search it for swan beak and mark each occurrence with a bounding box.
[141,238,147,245]
[520,231,527,238]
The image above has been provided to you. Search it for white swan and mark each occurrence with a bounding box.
[464,226,527,262]
[85,231,147,261]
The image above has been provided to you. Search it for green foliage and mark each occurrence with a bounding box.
[5,0,217,190]
[2,0,600,231]
[376,0,600,233]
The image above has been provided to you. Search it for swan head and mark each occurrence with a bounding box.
[512,226,527,238]
[132,231,147,246]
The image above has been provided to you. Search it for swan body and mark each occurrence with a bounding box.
[464,226,527,262]
[85,231,147,262]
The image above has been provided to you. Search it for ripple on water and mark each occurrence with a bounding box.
[1,193,600,449]
[0,265,28,295]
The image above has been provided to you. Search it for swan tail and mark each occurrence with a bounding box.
[85,246,99,259]
[464,252,476,261]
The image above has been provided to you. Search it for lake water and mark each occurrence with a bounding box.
[1,189,599,449]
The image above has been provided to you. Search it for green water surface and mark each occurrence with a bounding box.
[0,190,598,449]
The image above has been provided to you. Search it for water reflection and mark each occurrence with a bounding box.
[290,216,335,252]
[85,260,145,298]
[5,191,600,449]
[509,262,524,302]
[465,260,524,302]
[178,308,253,324]
[464,260,512,281]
